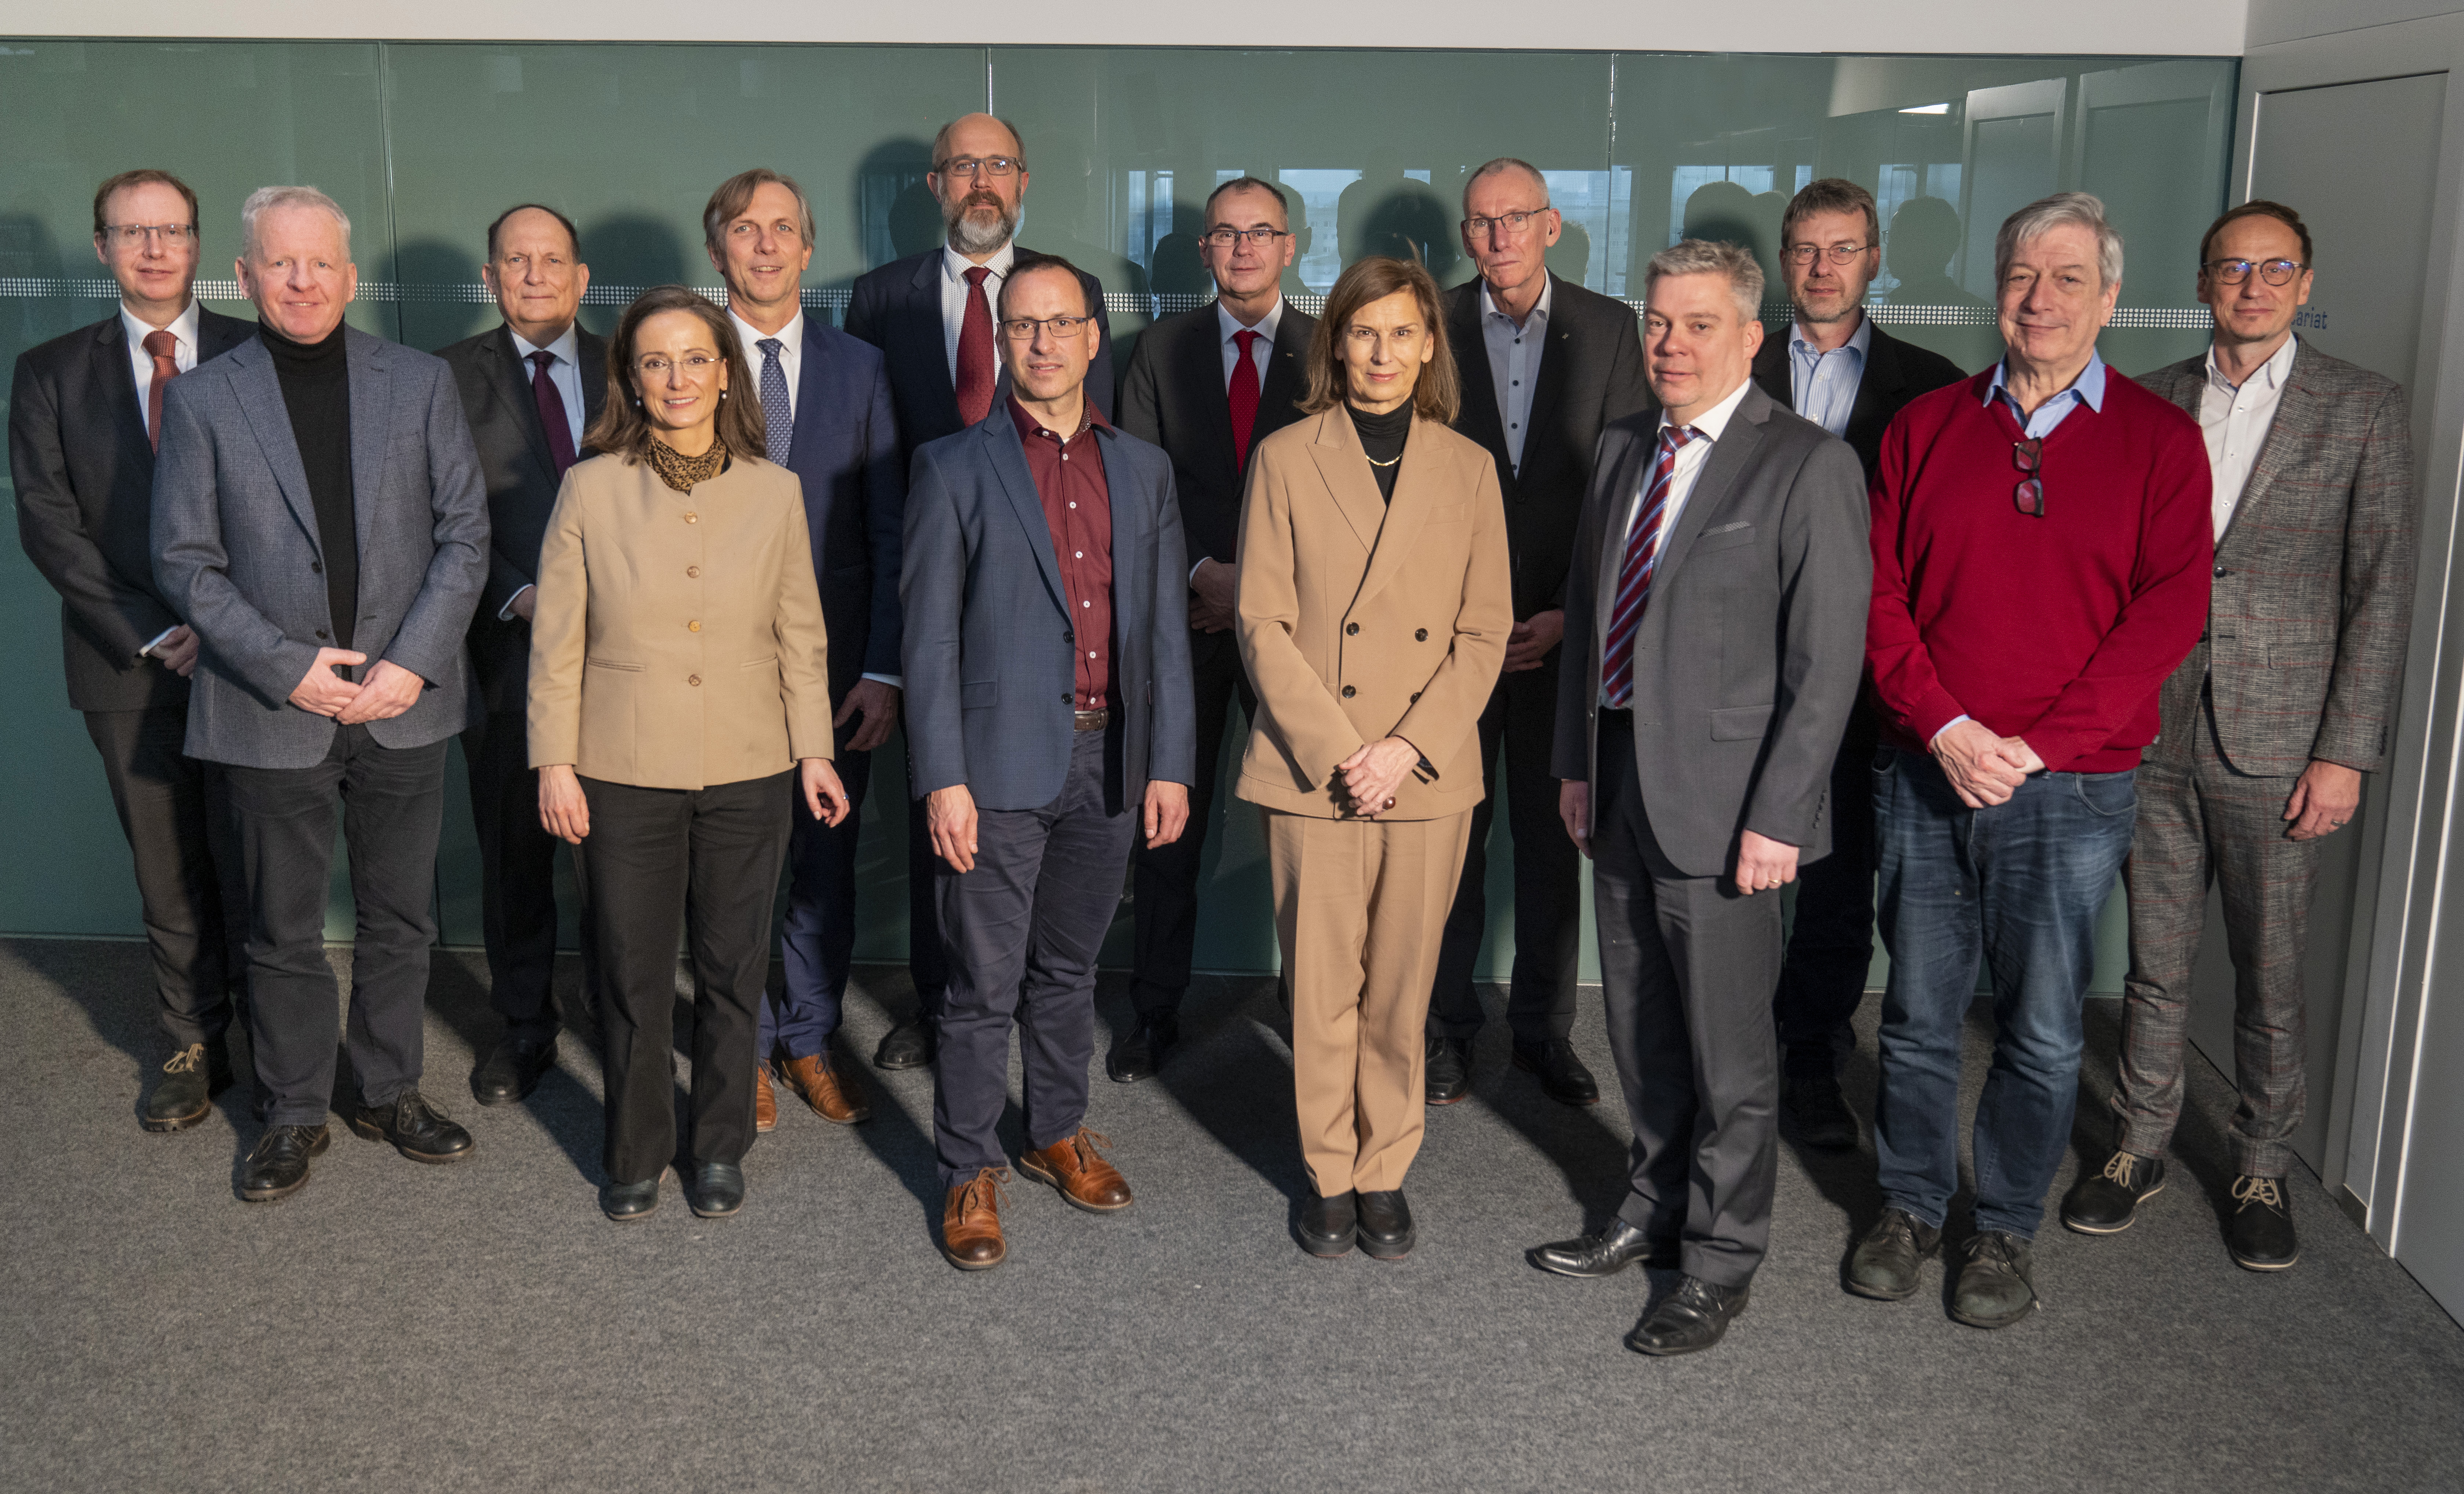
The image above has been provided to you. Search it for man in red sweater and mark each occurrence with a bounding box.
[1852,192,2211,1330]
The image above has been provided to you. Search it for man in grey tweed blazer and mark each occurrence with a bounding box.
[153,186,489,1204]
[2061,201,2415,1271]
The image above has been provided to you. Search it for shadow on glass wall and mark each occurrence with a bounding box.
[1547,220,1593,289]
[573,212,689,334]
[389,236,491,351]
[852,136,940,288]
[1337,150,1459,283]
[1679,180,1785,298]
[1882,195,1987,310]
[1027,123,1149,309]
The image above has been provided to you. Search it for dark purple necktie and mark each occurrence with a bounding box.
[529,349,578,476]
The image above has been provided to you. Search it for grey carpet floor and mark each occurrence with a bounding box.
[0,937,2457,1494]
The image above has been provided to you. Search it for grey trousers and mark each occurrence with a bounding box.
[2116,702,2326,1178]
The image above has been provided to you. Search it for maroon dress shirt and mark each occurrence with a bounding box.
[1008,396,1116,710]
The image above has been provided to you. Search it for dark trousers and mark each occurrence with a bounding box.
[461,711,562,1040]
[1130,626,1255,1018]
[82,706,247,1049]
[907,753,948,1022]
[223,726,447,1127]
[2116,700,2322,1178]
[1591,711,1782,1288]
[1872,747,2137,1240]
[931,727,1135,1186]
[576,771,791,1185]
[1429,652,1582,1045]
[764,746,873,1059]
[1772,700,1881,1077]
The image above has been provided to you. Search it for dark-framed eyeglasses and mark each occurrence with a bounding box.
[937,156,1020,180]
[100,223,198,247]
[1461,208,1552,237]
[1783,242,1872,266]
[1202,226,1291,249]
[2203,257,2307,286]
[2012,438,2046,518]
[999,313,1092,342]
[635,353,721,378]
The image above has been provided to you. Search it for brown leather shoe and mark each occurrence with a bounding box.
[754,1063,778,1134]
[1017,1125,1134,1212]
[941,1167,1009,1270]
[778,1052,872,1124]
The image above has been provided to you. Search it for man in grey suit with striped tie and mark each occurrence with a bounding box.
[2061,200,2416,1272]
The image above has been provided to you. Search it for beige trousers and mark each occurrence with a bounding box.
[1264,807,1476,1196]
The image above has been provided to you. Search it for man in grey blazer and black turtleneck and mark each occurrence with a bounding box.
[153,185,489,1204]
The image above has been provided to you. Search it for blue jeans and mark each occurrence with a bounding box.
[1871,747,2137,1239]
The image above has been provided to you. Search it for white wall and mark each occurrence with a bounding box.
[0,0,2246,55]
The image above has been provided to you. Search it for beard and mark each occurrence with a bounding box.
[943,190,1021,256]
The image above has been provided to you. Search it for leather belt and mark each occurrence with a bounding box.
[1074,709,1111,733]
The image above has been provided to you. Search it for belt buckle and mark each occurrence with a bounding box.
[1074,708,1110,733]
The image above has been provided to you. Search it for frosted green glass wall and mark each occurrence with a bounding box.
[1,41,2233,984]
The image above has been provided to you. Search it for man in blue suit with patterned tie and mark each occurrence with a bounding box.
[704,169,907,1132]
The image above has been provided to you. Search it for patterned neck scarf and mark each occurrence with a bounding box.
[645,436,727,494]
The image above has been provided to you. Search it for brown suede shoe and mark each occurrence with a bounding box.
[1017,1125,1134,1212]
[778,1052,872,1124]
[754,1063,778,1135]
[941,1167,1009,1270]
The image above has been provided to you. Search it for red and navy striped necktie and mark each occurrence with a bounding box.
[1601,424,1698,709]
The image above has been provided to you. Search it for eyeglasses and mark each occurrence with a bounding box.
[635,353,721,377]
[2203,257,2307,286]
[1202,226,1291,248]
[100,223,197,247]
[1461,208,1551,237]
[1784,242,1873,266]
[2012,438,2045,518]
[1001,314,1092,342]
[937,156,1020,180]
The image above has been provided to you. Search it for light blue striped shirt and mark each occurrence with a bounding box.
[1788,315,1871,438]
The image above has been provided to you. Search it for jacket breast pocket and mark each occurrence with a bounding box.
[1692,523,1756,556]
[1710,703,1773,740]
[585,657,645,672]
[962,679,999,710]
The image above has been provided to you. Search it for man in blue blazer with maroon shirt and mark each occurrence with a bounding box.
[704,169,907,1131]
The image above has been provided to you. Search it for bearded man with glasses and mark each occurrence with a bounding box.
[2062,200,2415,1273]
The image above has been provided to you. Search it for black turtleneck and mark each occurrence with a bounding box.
[262,322,358,653]
[1347,400,1412,504]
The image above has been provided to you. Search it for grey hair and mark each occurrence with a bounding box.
[240,185,352,260]
[1994,191,2123,290]
[1463,157,1549,213]
[1643,238,1764,323]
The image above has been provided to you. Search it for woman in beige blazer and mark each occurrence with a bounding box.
[1235,257,1512,1260]
[528,286,848,1223]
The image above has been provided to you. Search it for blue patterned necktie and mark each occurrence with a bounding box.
[758,336,792,465]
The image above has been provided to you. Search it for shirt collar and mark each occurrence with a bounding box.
[1008,393,1108,443]
[1658,374,1754,443]
[1790,313,1871,360]
[727,307,803,359]
[2205,333,2297,394]
[1216,295,1284,348]
[508,322,582,367]
[944,241,1018,286]
[122,297,200,353]
[1479,272,1554,329]
[1986,349,2107,413]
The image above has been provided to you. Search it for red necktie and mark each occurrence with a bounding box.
[1228,328,1263,471]
[142,329,180,453]
[956,265,996,427]
[1601,425,1698,709]
[528,350,579,476]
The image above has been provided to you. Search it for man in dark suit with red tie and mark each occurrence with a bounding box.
[845,111,1115,1070]
[13,168,255,1131]
[436,204,608,1104]
[1108,176,1313,1080]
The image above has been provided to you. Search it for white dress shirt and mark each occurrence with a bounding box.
[509,323,587,453]
[2200,334,2298,541]
[123,298,200,442]
[729,305,806,422]
[1480,276,1553,473]
[1217,296,1283,389]
[1599,377,1754,703]
[940,241,1017,386]
[1788,313,1871,439]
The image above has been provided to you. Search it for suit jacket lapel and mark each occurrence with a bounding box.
[484,324,559,480]
[1750,331,1792,411]
[789,310,833,471]
[1845,328,1903,449]
[1651,388,1766,590]
[1450,291,1508,461]
[228,340,324,552]
[1522,278,1575,471]
[577,329,609,433]
[1355,416,1449,608]
[1261,311,1310,427]
[908,252,964,435]
[347,331,394,547]
[1181,309,1239,477]
[1305,408,1391,559]
[984,417,1068,617]
[93,318,153,471]
[2220,341,2319,552]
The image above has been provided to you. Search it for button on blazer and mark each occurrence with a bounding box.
[527,452,833,790]
[1233,408,1513,819]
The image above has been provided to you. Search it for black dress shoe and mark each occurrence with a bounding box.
[2225,1174,2300,1270]
[240,1123,330,1203]
[600,1176,661,1222]
[686,1161,746,1218]
[1296,1190,1356,1257]
[1846,1207,1942,1300]
[1513,1040,1601,1106]
[144,1040,235,1132]
[346,1089,476,1164]
[873,1017,937,1071]
[1424,1036,1472,1105]
[1529,1219,1680,1278]
[1356,1189,1415,1260]
[470,1033,557,1107]
[1106,1015,1178,1083]
[1951,1231,2038,1328]
[2062,1148,2166,1234]
[1783,1072,1859,1151]
[1626,1275,1750,1356]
